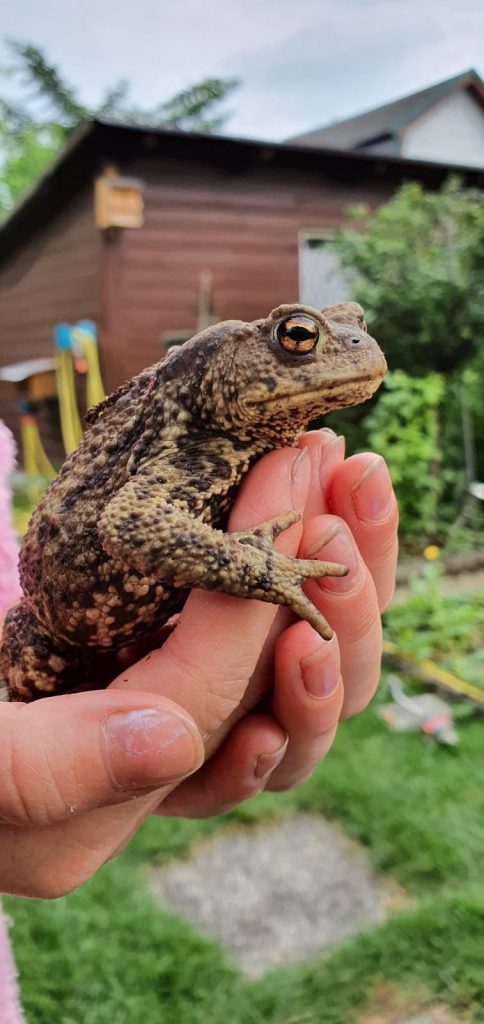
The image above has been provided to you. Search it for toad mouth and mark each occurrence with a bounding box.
[252,371,386,407]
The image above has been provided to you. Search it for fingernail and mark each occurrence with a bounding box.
[310,527,360,593]
[306,522,342,557]
[352,457,393,522]
[254,736,289,779]
[102,708,202,792]
[319,434,345,477]
[300,645,340,698]
[319,429,345,455]
[291,447,310,510]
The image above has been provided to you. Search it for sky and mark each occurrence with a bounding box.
[1,0,484,141]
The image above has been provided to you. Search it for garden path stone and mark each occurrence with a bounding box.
[150,813,403,977]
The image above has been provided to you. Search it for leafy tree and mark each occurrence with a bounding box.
[333,178,484,374]
[0,39,238,212]
[365,371,445,540]
[0,122,64,210]
[327,179,484,547]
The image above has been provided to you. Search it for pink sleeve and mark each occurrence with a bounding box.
[0,424,25,1019]
[0,422,21,617]
[0,908,25,1023]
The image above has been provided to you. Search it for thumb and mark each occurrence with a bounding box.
[0,691,204,827]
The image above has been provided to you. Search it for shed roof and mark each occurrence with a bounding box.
[0,115,483,268]
[290,69,484,152]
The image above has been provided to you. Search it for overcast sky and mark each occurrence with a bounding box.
[1,0,483,140]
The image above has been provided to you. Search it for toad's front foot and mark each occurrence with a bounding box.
[232,510,348,638]
[101,490,348,642]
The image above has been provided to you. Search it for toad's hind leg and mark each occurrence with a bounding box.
[0,600,83,702]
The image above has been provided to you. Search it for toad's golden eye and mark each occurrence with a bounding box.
[275,316,320,354]
[357,314,368,333]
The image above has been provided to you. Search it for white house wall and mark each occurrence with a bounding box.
[402,91,484,168]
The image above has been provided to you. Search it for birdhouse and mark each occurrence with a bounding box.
[94,169,144,230]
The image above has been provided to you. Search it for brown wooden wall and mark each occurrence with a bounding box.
[0,151,395,461]
[0,189,102,457]
[101,156,394,389]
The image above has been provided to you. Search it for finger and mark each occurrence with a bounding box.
[297,429,345,519]
[0,691,204,827]
[300,515,383,719]
[110,447,312,749]
[328,453,399,612]
[265,621,343,791]
[159,715,288,818]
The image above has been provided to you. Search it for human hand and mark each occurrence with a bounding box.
[0,429,397,897]
[163,426,399,804]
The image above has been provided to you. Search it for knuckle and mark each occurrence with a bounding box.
[379,578,396,613]
[338,602,380,649]
[371,530,399,576]
[4,735,40,827]
[4,724,69,827]
[196,774,257,818]
[311,721,340,744]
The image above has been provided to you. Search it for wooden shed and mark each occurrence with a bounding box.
[0,119,483,462]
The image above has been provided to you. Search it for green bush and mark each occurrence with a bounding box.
[365,371,444,540]
[383,566,484,685]
[333,178,484,375]
[326,177,484,547]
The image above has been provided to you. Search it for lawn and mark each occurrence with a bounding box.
[5,581,484,1024]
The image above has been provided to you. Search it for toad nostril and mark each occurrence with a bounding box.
[350,337,361,346]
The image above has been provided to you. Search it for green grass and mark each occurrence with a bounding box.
[5,584,484,1023]
[7,867,484,1024]
[383,567,484,686]
[124,712,484,897]
[250,891,484,1023]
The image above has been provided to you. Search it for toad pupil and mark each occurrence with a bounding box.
[276,316,320,353]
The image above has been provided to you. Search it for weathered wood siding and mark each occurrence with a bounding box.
[104,156,393,386]
[0,189,101,456]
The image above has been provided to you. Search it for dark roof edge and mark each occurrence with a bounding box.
[290,68,484,147]
[392,68,484,132]
[1,117,484,266]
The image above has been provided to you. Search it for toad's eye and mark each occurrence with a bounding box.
[275,316,320,354]
[357,314,368,333]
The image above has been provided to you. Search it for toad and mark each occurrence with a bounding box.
[0,301,386,702]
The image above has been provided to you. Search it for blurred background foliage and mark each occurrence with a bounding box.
[0,39,237,214]
[327,178,484,548]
